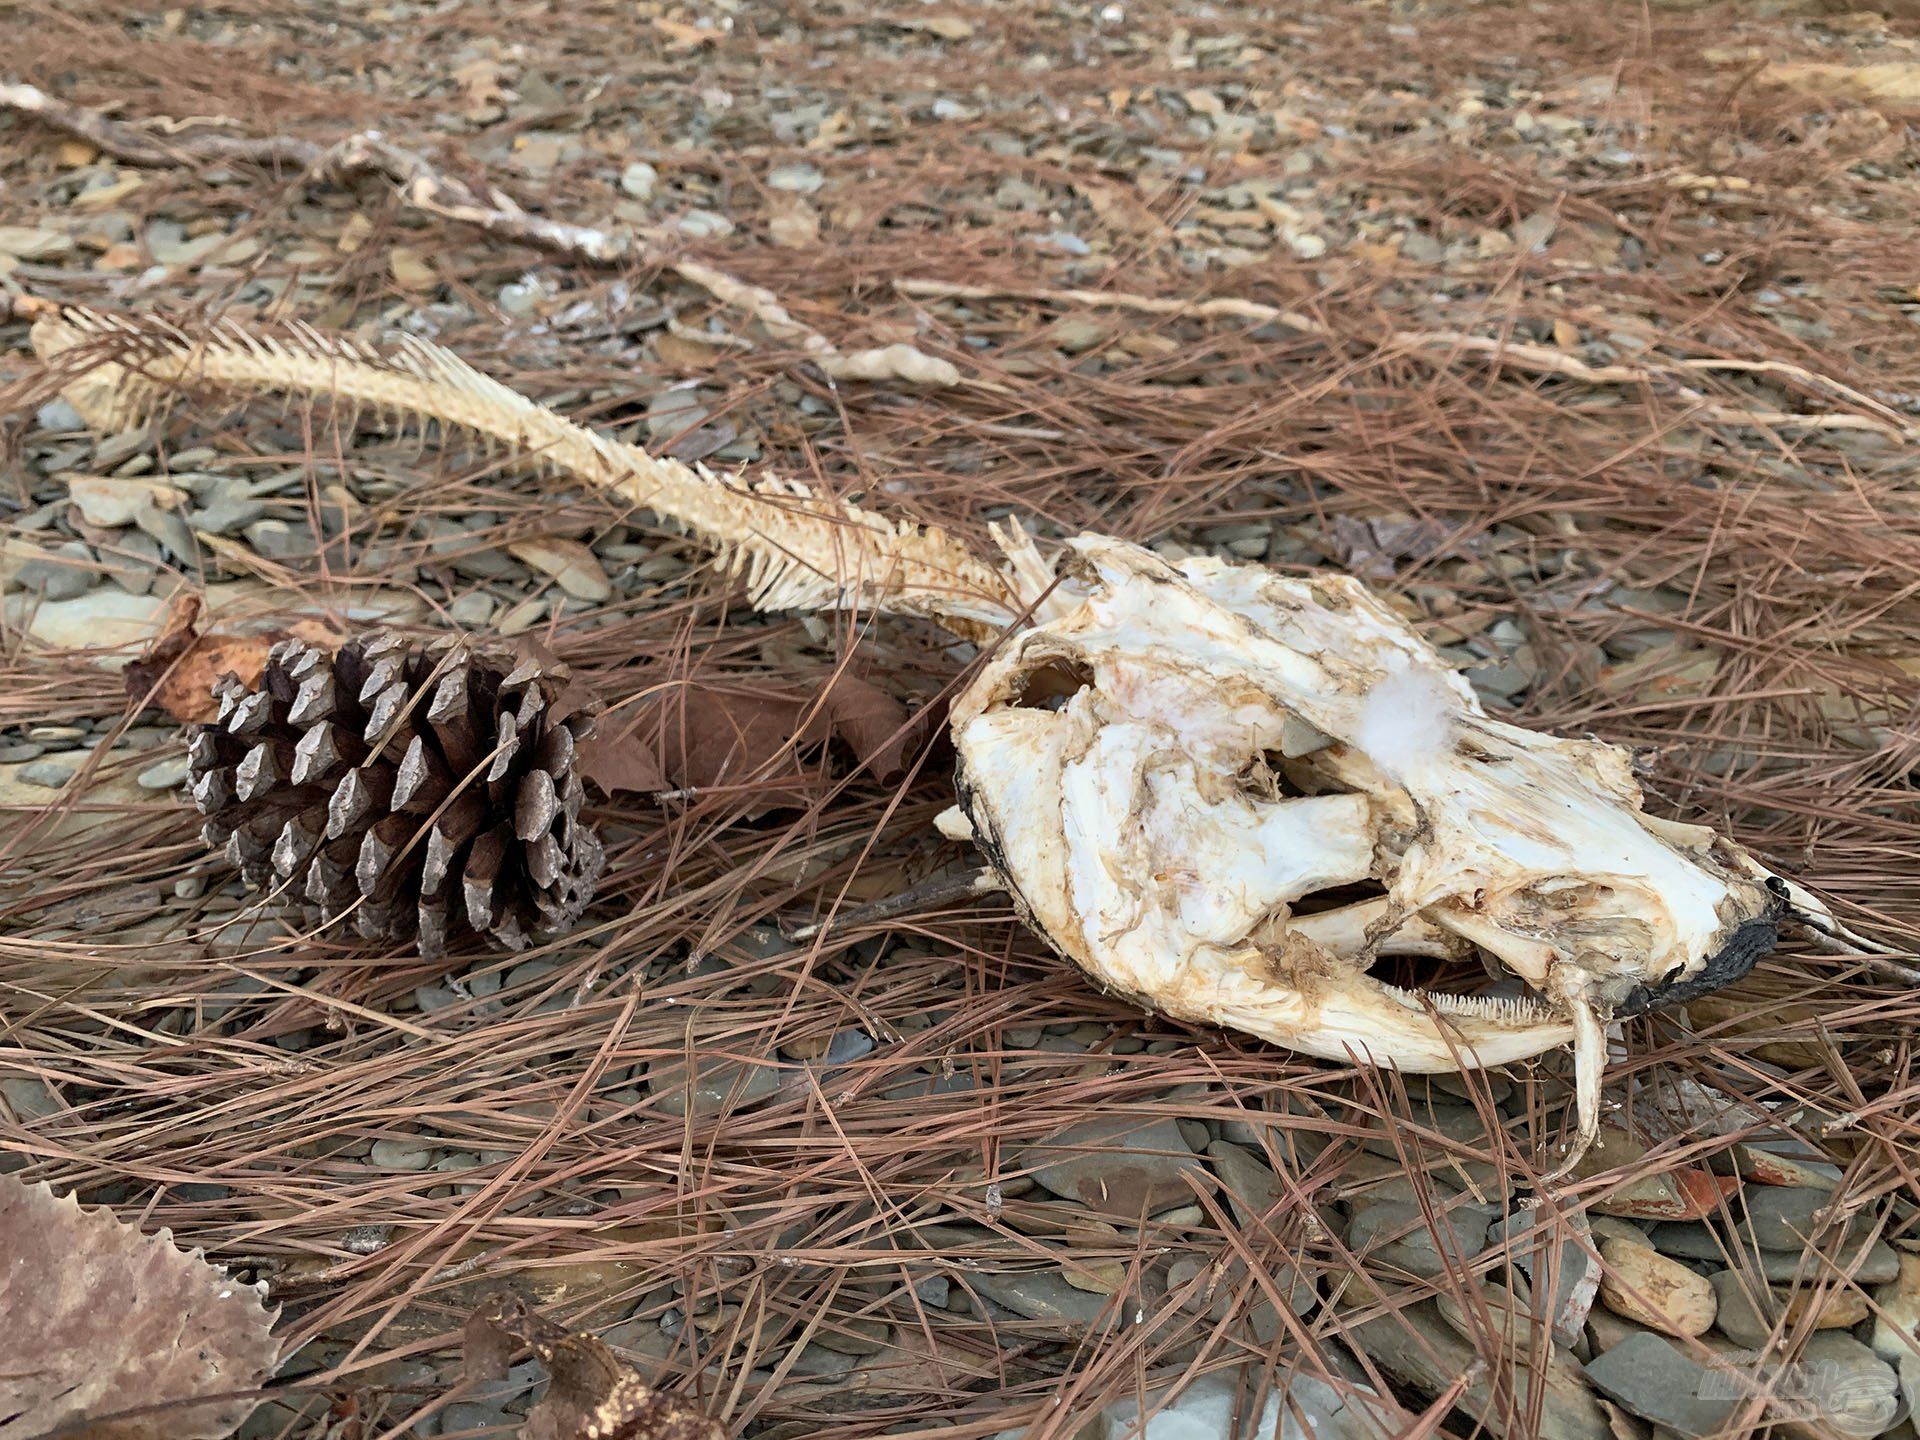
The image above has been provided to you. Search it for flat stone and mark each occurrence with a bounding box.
[1346,1201,1494,1279]
[1598,1237,1715,1337]
[1584,1332,1739,1437]
[967,1267,1119,1331]
[1712,1268,1869,1346]
[18,760,76,788]
[4,586,167,659]
[1652,1221,1899,1284]
[646,1055,781,1117]
[190,491,270,535]
[14,541,98,601]
[243,519,314,559]
[1436,1280,1552,1358]
[133,502,195,556]
[809,1315,888,1356]
[1015,1115,1204,1218]
[1489,1209,1601,1346]
[0,743,43,762]
[1589,1167,1734,1221]
[369,1136,435,1171]
[1355,1298,1611,1440]
[1,1076,61,1122]
[136,755,190,789]
[448,590,496,627]
[1584,1308,1647,1356]
[1204,1139,1285,1230]
[497,595,550,636]
[1871,1253,1920,1363]
[1742,1186,1875,1252]
[1799,1334,1900,1437]
[65,474,187,527]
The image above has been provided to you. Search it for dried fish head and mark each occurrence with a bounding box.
[949,536,1802,1169]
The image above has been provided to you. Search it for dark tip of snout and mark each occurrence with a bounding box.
[1613,896,1786,1018]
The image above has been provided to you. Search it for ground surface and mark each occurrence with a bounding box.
[3,0,1920,1437]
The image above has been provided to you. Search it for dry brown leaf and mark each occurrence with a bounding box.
[577,670,927,812]
[1074,178,1164,238]
[122,594,281,724]
[465,1294,722,1440]
[0,1174,280,1440]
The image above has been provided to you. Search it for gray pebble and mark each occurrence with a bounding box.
[1016,1115,1204,1218]
[1743,1186,1873,1251]
[1,1076,60,1121]
[134,503,195,557]
[174,875,208,900]
[15,541,97,601]
[967,1267,1121,1330]
[369,1136,435,1171]
[35,398,85,432]
[0,743,44,762]
[1584,1331,1738,1436]
[137,755,191,789]
[243,519,313,559]
[438,1403,512,1435]
[1651,1220,1899,1284]
[448,591,496,628]
[646,1056,781,1117]
[18,760,76,788]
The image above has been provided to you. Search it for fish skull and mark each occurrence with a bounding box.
[947,535,1797,1171]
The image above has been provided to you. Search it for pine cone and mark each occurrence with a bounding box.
[185,631,604,958]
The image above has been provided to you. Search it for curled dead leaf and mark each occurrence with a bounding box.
[122,595,339,724]
[0,1173,281,1440]
[577,668,931,813]
[465,1293,722,1440]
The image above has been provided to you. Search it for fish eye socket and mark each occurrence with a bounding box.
[1009,658,1092,711]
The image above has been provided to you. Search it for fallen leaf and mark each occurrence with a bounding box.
[465,1293,722,1440]
[1075,178,1164,237]
[577,669,929,813]
[123,593,283,724]
[505,536,613,602]
[0,1173,281,1439]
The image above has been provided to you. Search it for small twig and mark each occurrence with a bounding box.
[0,81,958,385]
